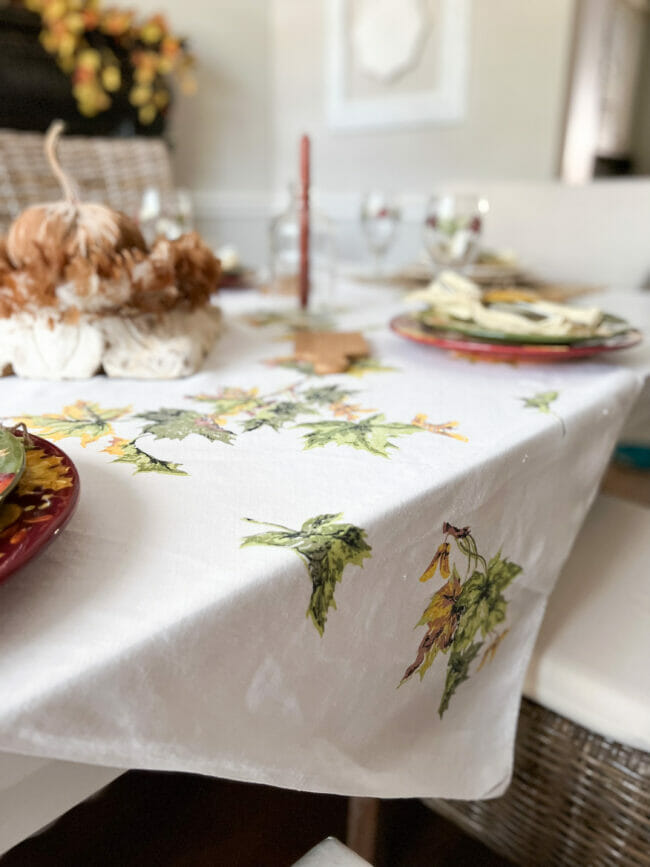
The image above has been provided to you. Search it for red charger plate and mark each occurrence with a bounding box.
[0,433,79,586]
[390,314,643,363]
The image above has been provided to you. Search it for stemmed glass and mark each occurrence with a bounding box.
[138,187,194,245]
[423,194,488,273]
[360,191,401,277]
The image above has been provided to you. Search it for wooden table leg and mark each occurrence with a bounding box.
[346,796,380,863]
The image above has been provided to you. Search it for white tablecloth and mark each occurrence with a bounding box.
[0,284,645,799]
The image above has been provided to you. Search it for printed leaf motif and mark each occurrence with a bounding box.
[241,513,371,635]
[15,401,131,446]
[478,628,510,671]
[346,358,397,377]
[103,438,187,476]
[520,391,565,434]
[401,522,523,717]
[135,408,234,444]
[191,388,262,420]
[265,356,396,378]
[521,391,558,413]
[297,414,421,458]
[241,401,316,432]
[243,309,337,334]
[401,568,462,684]
[438,643,482,718]
[302,385,356,406]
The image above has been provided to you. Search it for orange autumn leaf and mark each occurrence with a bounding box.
[410,414,468,443]
[419,542,451,582]
[0,503,22,534]
[478,629,510,671]
[17,449,72,496]
[401,572,462,683]
[9,528,28,545]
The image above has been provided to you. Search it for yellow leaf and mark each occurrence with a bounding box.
[101,65,121,92]
[17,449,72,496]
[130,84,152,107]
[138,103,157,125]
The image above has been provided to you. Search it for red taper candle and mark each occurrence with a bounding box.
[299,134,310,309]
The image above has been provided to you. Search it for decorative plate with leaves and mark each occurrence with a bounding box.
[0,426,26,506]
[0,433,79,585]
[390,315,642,363]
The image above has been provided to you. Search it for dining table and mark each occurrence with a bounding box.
[0,280,647,805]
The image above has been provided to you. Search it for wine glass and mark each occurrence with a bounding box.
[138,187,194,245]
[423,194,488,273]
[360,191,401,277]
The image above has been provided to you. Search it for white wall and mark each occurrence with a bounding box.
[134,0,271,193]
[270,0,576,193]
[147,0,648,288]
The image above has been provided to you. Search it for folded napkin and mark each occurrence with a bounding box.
[408,271,622,339]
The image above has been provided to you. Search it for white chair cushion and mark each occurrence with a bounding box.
[292,837,372,866]
[524,495,650,751]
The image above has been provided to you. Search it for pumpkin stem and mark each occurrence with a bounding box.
[45,120,78,205]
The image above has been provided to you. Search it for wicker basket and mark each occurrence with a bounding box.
[0,129,174,234]
[425,698,650,866]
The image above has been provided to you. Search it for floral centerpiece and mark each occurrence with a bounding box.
[0,0,195,134]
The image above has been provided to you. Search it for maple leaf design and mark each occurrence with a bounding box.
[17,448,72,495]
[411,414,468,442]
[241,513,371,635]
[438,643,482,718]
[346,358,397,377]
[302,385,356,406]
[478,628,510,671]
[297,413,422,458]
[135,408,234,444]
[265,356,396,378]
[190,388,262,421]
[401,523,523,717]
[15,401,131,447]
[520,391,565,435]
[241,401,317,432]
[400,567,462,684]
[103,437,187,476]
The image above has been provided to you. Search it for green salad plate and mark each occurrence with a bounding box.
[0,426,26,505]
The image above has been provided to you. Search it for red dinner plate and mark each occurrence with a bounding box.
[390,314,643,363]
[0,433,80,585]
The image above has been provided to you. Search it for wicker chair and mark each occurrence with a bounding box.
[425,495,650,866]
[0,128,174,233]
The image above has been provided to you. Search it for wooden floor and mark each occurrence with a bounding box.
[2,771,511,866]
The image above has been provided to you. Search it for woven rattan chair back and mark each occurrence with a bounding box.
[0,129,174,233]
[426,698,650,866]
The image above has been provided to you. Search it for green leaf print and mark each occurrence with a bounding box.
[14,401,131,447]
[437,642,483,718]
[105,439,188,476]
[136,408,234,444]
[520,391,565,435]
[241,513,372,635]
[346,357,397,377]
[302,385,356,406]
[297,414,422,457]
[400,523,522,717]
[191,388,263,419]
[241,401,316,432]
